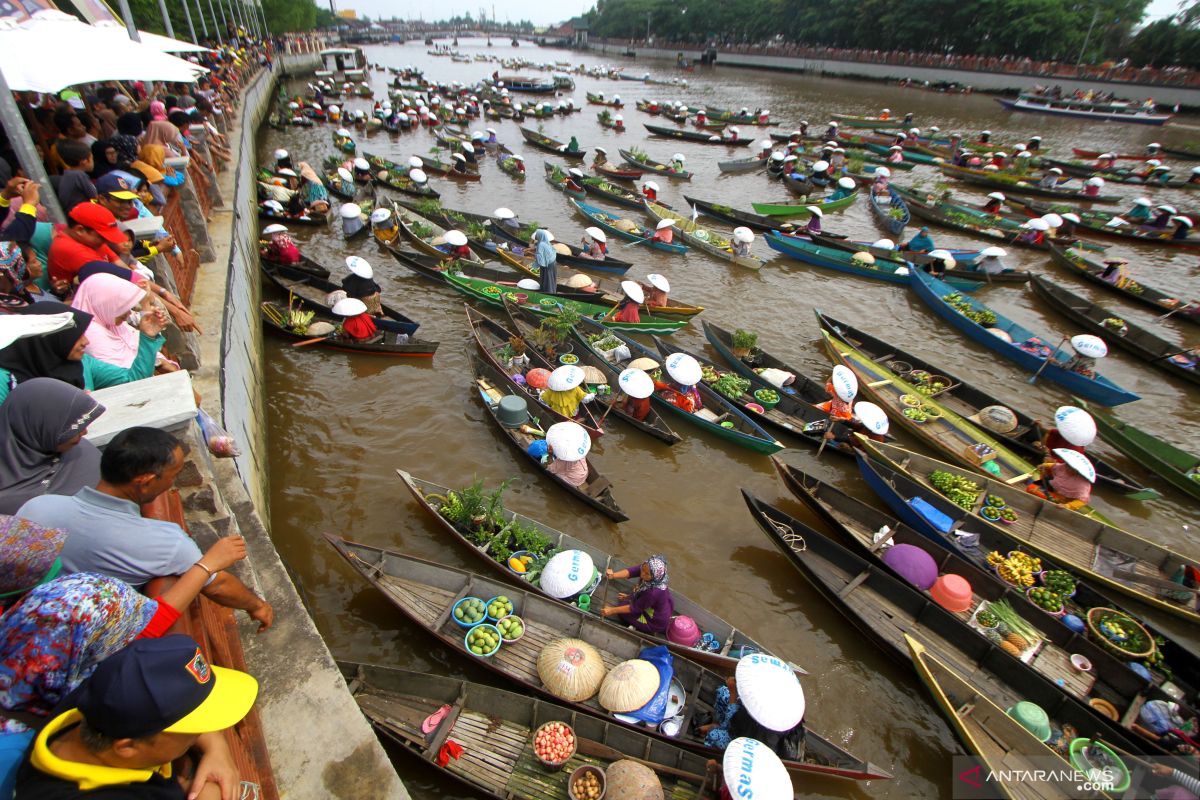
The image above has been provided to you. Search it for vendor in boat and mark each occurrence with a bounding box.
[902,227,935,254]
[977,246,1010,274]
[592,147,609,168]
[438,229,473,260]
[817,365,857,422]
[339,202,366,238]
[823,401,890,451]
[828,176,856,202]
[804,206,824,235]
[727,126,740,143]
[886,145,905,164]
[1171,216,1193,240]
[451,153,471,174]
[1082,176,1106,198]
[641,181,660,202]
[296,163,331,215]
[485,127,499,145]
[461,142,477,165]
[579,227,608,260]
[810,159,833,186]
[1126,197,1153,223]
[871,167,891,194]
[1012,150,1034,176]
[1026,135,1042,152]
[1095,153,1119,171]
[1099,258,1128,284]
[1189,166,1200,185]
[566,135,581,155]
[601,555,673,634]
[273,148,293,171]
[543,421,591,488]
[758,140,773,161]
[613,114,625,132]
[670,153,686,173]
[260,224,301,266]
[642,273,670,307]
[830,146,847,172]
[782,155,802,180]
[609,280,644,324]
[1028,448,1095,509]
[540,365,595,418]
[983,192,1006,214]
[1016,218,1049,246]
[1038,167,1063,189]
[731,227,755,258]
[494,207,521,234]
[565,167,585,194]
[978,129,992,144]
[991,151,1009,169]
[923,250,955,279]
[370,207,400,245]
[352,157,372,184]
[823,120,840,140]
[341,256,383,316]
[533,229,558,294]
[1034,405,1095,461]
[650,218,675,245]
[1058,213,1080,237]
[332,297,378,342]
[699,659,806,760]
[1063,334,1107,378]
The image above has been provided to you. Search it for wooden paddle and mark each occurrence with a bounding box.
[574,737,705,783]
[623,232,657,248]
[1153,301,1196,323]
[291,335,333,347]
[1027,336,1069,385]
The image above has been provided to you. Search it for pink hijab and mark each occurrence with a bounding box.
[71,273,146,369]
[149,100,168,121]
[142,121,184,157]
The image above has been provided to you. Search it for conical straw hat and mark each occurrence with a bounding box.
[599,659,660,712]
[722,738,792,800]
[537,638,606,702]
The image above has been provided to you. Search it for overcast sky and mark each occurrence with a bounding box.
[342,0,1185,27]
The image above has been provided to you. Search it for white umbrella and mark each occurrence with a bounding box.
[723,738,792,800]
[91,20,213,53]
[735,653,805,731]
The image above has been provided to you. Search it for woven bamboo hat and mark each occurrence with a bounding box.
[599,659,660,713]
[537,639,605,702]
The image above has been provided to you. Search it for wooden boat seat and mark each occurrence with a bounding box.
[583,476,612,499]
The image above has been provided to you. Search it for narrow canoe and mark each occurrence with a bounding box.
[257,208,328,227]
[937,165,1121,203]
[337,662,712,800]
[750,192,858,218]
[593,162,643,181]
[717,155,767,173]
[582,176,649,211]
[618,148,692,180]
[398,470,809,670]
[1048,244,1200,327]
[500,299,682,444]
[1031,276,1199,388]
[366,150,479,182]
[1072,148,1155,161]
[814,311,1158,500]
[259,251,330,280]
[909,268,1140,407]
[260,264,419,337]
[683,196,785,233]
[326,539,888,780]
[380,241,541,290]
[1006,198,1200,250]
[831,113,907,129]
[857,438,1200,625]
[701,321,830,404]
[393,205,488,266]
[643,123,753,146]
[466,306,605,440]
[259,302,437,357]
[570,199,689,255]
[869,185,909,237]
[542,161,587,200]
[741,491,1177,764]
[585,92,623,106]
[472,356,627,521]
[644,201,765,270]
[366,160,441,199]
[331,131,355,153]
[776,456,1200,722]
[573,317,784,454]
[1162,145,1200,161]
[518,126,585,159]
[766,233,979,290]
[896,189,1068,252]
[1076,397,1200,503]
[861,142,943,167]
[806,234,1029,284]
[650,336,854,453]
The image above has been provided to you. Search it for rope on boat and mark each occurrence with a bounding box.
[771,519,806,552]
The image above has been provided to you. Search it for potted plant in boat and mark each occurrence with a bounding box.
[731,328,758,359]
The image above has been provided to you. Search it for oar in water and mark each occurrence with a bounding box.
[291,335,333,348]
[622,231,657,247]
[1154,301,1196,323]
[1027,335,1069,384]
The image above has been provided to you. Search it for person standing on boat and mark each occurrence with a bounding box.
[533,229,558,295]
[540,365,595,419]
[601,555,673,634]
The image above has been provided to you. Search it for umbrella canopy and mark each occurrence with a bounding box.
[598,659,660,713]
[91,21,213,53]
[735,654,805,731]
[723,738,792,800]
[537,638,606,702]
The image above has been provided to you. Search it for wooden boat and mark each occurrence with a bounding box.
[543,161,587,200]
[580,176,647,211]
[260,264,419,337]
[1037,158,1199,190]
[870,185,909,237]
[448,272,691,336]
[393,205,489,266]
[380,241,536,291]
[765,233,979,290]
[857,438,1200,625]
[337,662,714,800]
[895,188,1070,252]
[741,491,1177,766]
[1031,277,1199,388]
[467,306,605,440]
[750,192,858,218]
[573,318,783,454]
[905,638,1128,800]
[398,470,812,672]
[585,92,623,107]
[472,356,626,521]
[860,142,941,168]
[937,164,1121,203]
[806,234,1025,285]
[257,208,328,227]
[684,196,787,233]
[1162,145,1200,161]
[1006,197,1200,250]
[775,457,1200,729]
[1076,397,1200,504]
[519,126,585,159]
[781,171,823,197]
[367,159,440,199]
[644,201,765,270]
[259,302,437,357]
[643,123,753,147]
[403,154,481,182]
[259,251,330,280]
[909,269,1140,407]
[593,162,643,181]
[1048,244,1200,327]
[651,337,852,453]
[718,155,767,173]
[500,300,681,444]
[700,321,828,404]
[571,199,687,255]
[831,112,909,129]
[495,150,526,180]
[331,130,356,153]
[996,95,1172,126]
[326,540,889,781]
[618,149,692,180]
[814,311,1158,500]
[1071,148,1155,161]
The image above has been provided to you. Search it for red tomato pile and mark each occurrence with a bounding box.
[533,721,575,764]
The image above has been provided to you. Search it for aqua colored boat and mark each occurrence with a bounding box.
[570,199,688,254]
[765,233,979,291]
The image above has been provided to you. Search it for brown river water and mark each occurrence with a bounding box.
[258,40,1200,798]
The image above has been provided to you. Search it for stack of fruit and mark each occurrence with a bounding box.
[532,721,576,767]
[987,550,1041,587]
[466,624,501,656]
[453,597,487,626]
[496,615,525,641]
[1042,570,1076,597]
[930,470,982,509]
[1028,586,1065,615]
[487,595,515,620]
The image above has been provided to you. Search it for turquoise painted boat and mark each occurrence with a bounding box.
[751,192,858,218]
[765,233,979,291]
[570,199,688,254]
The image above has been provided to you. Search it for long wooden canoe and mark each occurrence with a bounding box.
[472,356,627,521]
[501,299,681,445]
[581,176,649,211]
[397,470,807,672]
[741,491,1175,765]
[1008,198,1200,250]
[643,123,752,146]
[717,155,767,173]
[366,149,479,183]
[259,302,438,357]
[909,269,1140,407]
[326,539,889,781]
[643,201,765,270]
[683,196,786,233]
[1075,397,1200,503]
[814,311,1158,500]
[937,164,1121,203]
[393,204,488,267]
[259,251,330,280]
[869,185,909,237]
[573,317,784,454]
[571,199,688,255]
[807,234,1029,284]
[766,232,978,290]
[618,148,692,180]
[260,264,419,337]
[895,189,1077,252]
[594,162,643,181]
[831,113,907,129]
[750,192,859,218]
[1031,277,1199,388]
[257,207,329,227]
[701,321,830,404]
[1048,244,1200,327]
[337,662,713,800]
[857,438,1200,624]
[519,126,585,159]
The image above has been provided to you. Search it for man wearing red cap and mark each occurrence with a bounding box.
[47,202,125,293]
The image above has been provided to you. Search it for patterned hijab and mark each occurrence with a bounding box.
[0,515,66,599]
[0,573,156,731]
[634,554,669,596]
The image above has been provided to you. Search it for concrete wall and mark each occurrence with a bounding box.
[590,42,1200,108]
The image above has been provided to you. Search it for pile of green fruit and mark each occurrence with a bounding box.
[454,598,487,625]
[941,293,997,326]
[496,615,524,640]
[1042,570,1076,596]
[754,388,780,404]
[712,374,750,399]
[700,365,721,384]
[903,407,928,422]
[467,624,501,655]
[998,507,1018,523]
[487,596,514,619]
[930,470,981,509]
[1028,587,1064,613]
[985,495,1005,508]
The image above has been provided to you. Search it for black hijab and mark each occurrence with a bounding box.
[0,302,92,390]
[90,139,119,179]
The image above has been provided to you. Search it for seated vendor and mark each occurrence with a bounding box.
[601,555,673,634]
[539,365,594,418]
[332,297,377,342]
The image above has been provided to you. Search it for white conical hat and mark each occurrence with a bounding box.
[620,280,644,303]
[585,227,607,243]
[332,297,367,316]
[735,653,805,731]
[340,203,362,219]
[494,207,516,220]
[517,278,541,291]
[853,402,889,435]
[655,219,674,230]
[1070,334,1107,359]
[646,273,670,292]
[410,169,428,184]
[723,738,792,800]
[1053,449,1096,483]
[546,421,591,462]
[733,227,754,244]
[617,368,654,399]
[831,365,858,402]
[444,229,468,247]
[664,352,702,386]
[262,224,287,235]
[548,364,585,391]
[354,157,370,170]
[1053,406,1096,447]
[408,156,424,168]
[369,208,392,224]
[345,256,373,278]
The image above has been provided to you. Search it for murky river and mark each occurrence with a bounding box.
[258,40,1199,798]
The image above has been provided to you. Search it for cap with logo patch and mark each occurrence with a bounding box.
[95,174,139,201]
[75,635,258,739]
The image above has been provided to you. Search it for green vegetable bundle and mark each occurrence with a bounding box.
[712,374,751,399]
[929,469,981,509]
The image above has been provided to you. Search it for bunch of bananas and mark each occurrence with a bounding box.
[993,550,1041,587]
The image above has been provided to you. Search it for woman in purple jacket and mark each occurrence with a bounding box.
[600,555,673,634]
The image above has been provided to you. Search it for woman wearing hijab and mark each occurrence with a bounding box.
[296,162,331,214]
[533,229,557,295]
[88,139,120,180]
[0,378,103,515]
[601,555,674,634]
[111,112,143,166]
[0,303,90,404]
[140,120,185,160]
[148,99,169,122]
[136,143,185,189]
[70,272,166,381]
